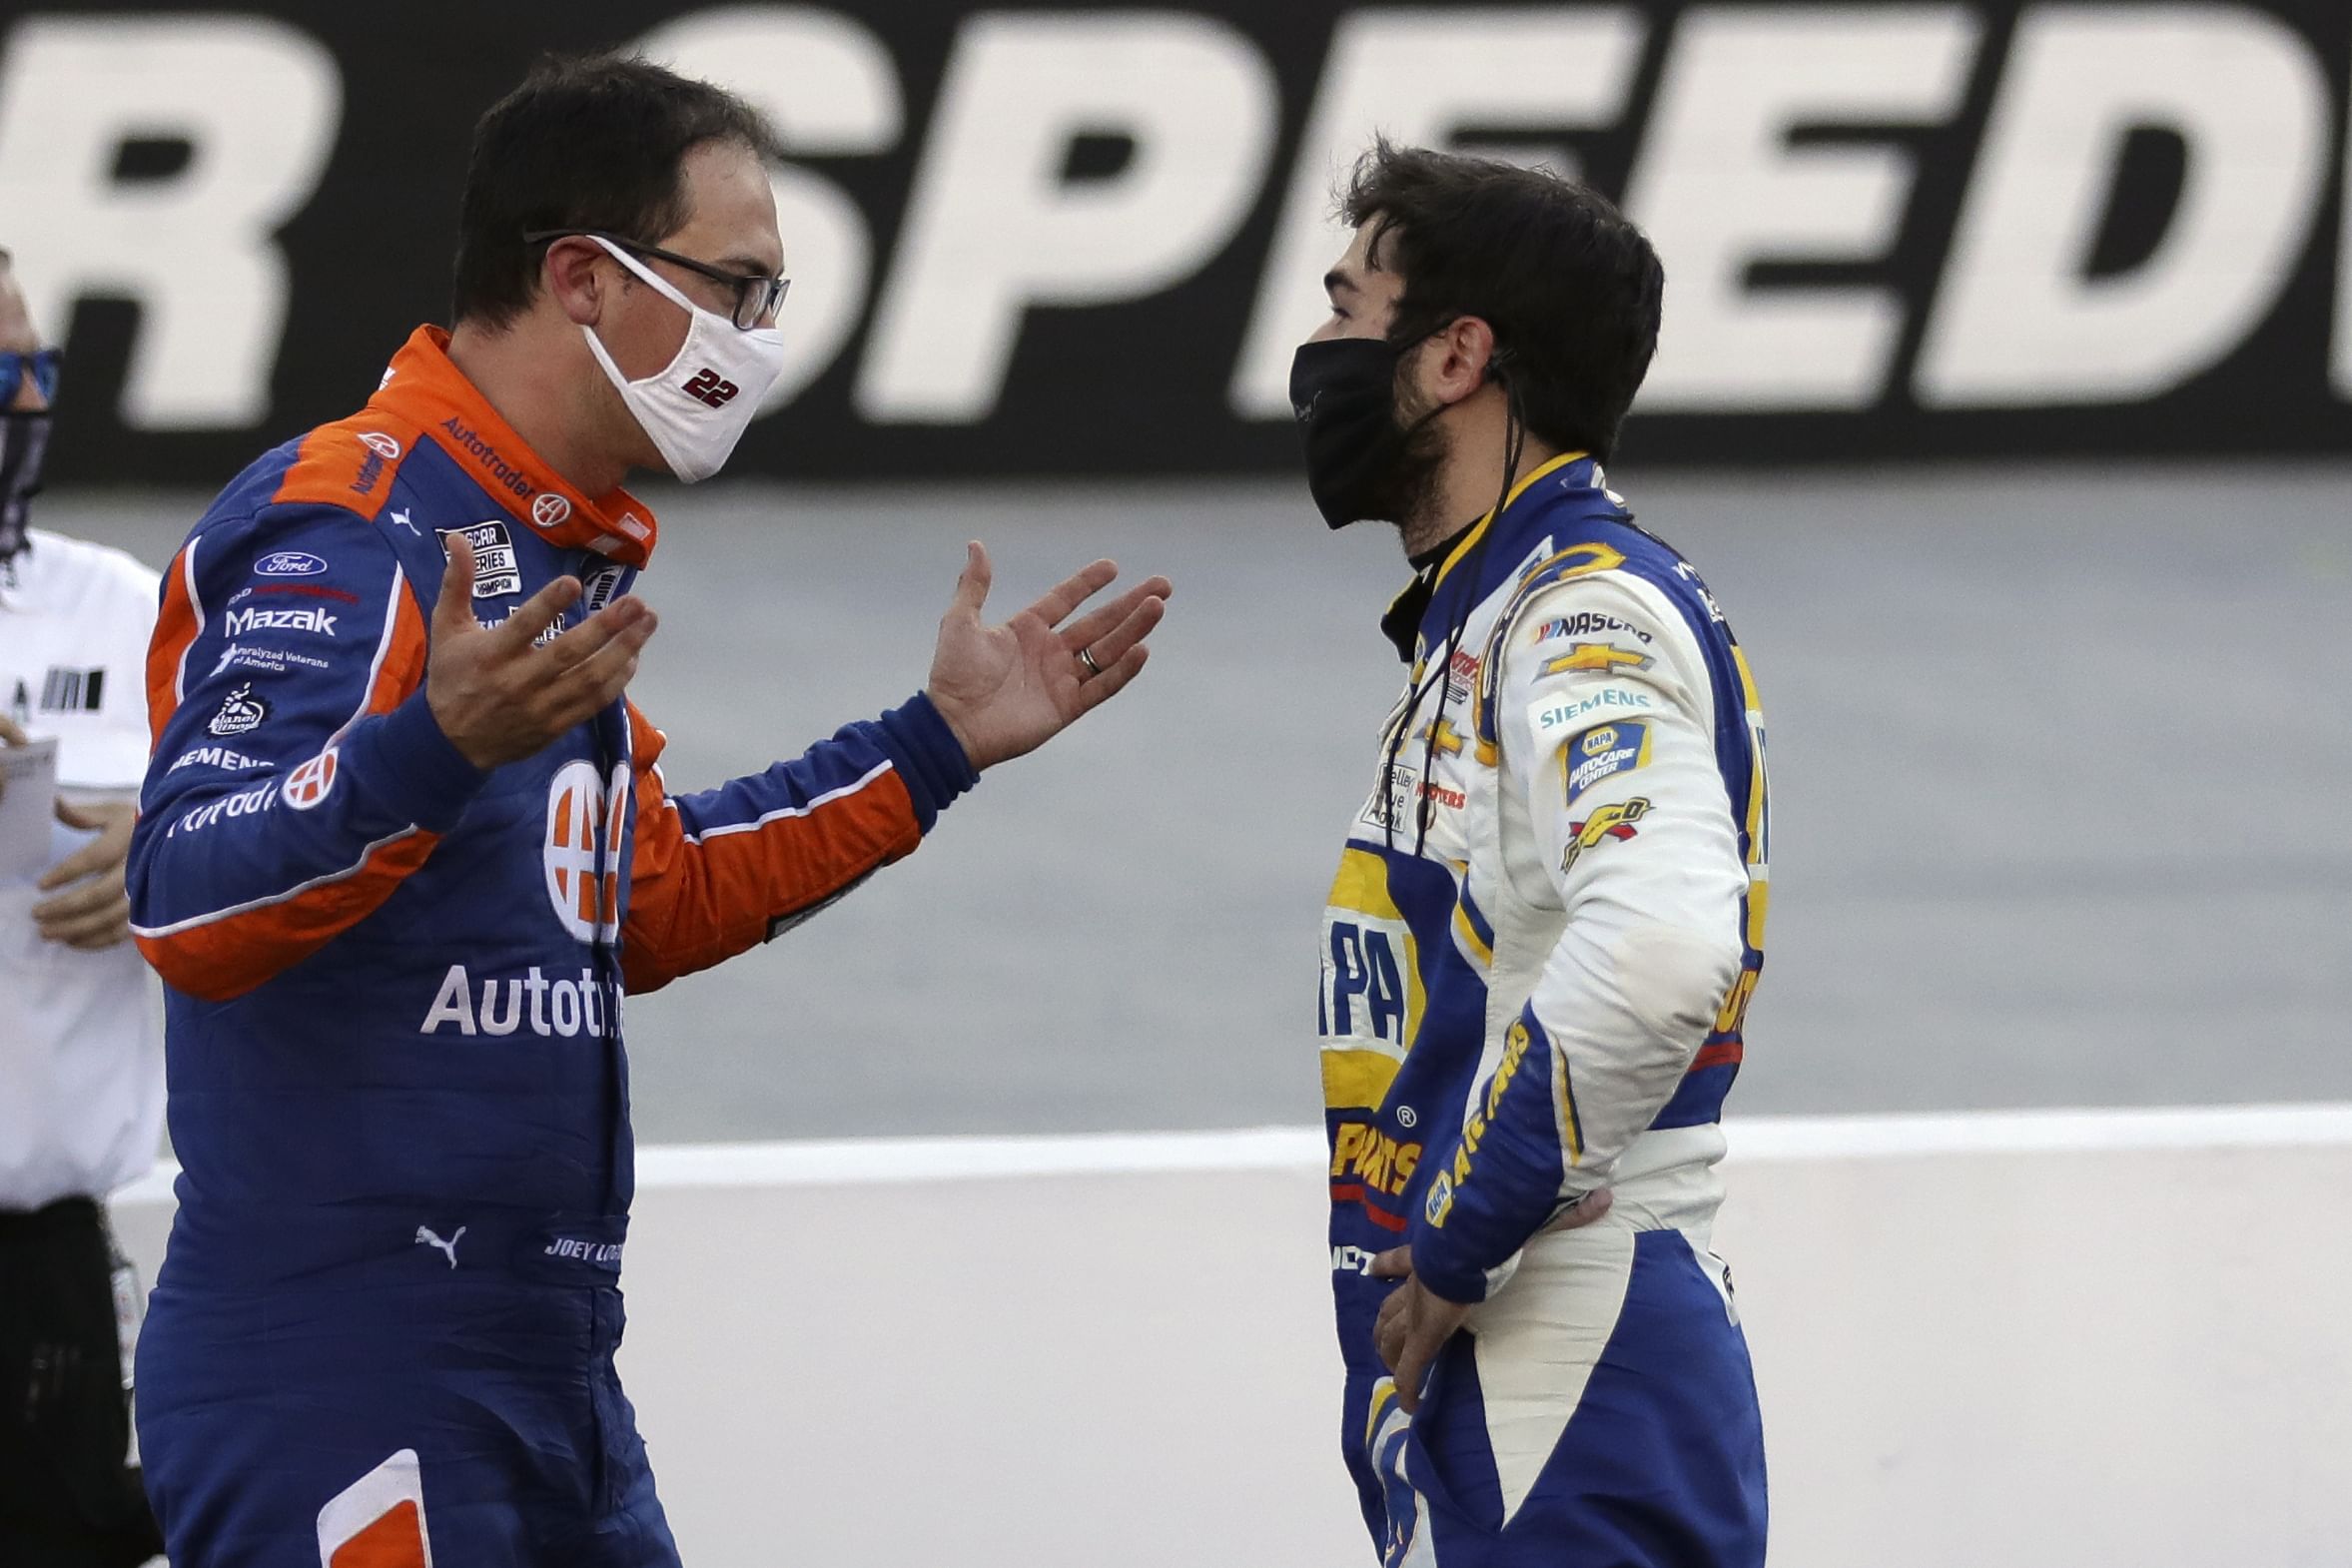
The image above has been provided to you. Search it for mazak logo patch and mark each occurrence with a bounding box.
[680,368,740,407]
[207,683,268,737]
[255,550,328,578]
[225,605,339,637]
[439,521,521,598]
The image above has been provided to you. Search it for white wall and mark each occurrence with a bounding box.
[111,1108,2352,1568]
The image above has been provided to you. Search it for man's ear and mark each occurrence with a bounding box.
[1430,316,1500,405]
[541,238,609,328]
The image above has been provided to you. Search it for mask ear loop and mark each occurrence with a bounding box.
[1407,353,1522,861]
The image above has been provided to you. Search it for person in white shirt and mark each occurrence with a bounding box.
[0,247,167,1567]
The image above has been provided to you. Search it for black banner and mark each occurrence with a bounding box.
[5,0,2351,483]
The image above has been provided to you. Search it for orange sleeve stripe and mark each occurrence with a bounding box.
[147,544,204,744]
[358,579,430,723]
[135,829,441,1003]
[623,765,921,994]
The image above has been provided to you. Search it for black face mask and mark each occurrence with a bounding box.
[0,410,51,563]
[1288,337,1445,531]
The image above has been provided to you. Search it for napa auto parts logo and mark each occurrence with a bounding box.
[8,0,2352,478]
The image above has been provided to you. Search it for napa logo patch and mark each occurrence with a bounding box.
[1563,720,1652,805]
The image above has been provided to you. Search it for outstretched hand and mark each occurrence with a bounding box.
[426,532,658,771]
[925,542,1172,771]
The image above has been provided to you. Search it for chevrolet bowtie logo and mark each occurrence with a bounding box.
[1542,642,1655,677]
[1418,718,1466,757]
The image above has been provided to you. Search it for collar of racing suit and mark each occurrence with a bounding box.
[369,326,661,568]
[1377,451,1592,664]
[1379,521,1478,663]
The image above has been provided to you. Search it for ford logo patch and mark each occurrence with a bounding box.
[256,551,329,578]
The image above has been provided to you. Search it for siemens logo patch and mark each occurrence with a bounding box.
[1530,688,1652,734]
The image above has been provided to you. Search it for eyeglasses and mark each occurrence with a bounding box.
[524,229,790,331]
[0,348,61,405]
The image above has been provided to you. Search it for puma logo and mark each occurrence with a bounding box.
[413,1224,466,1268]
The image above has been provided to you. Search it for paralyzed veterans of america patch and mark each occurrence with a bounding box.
[1562,720,1652,805]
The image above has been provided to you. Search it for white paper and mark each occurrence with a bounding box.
[0,737,60,880]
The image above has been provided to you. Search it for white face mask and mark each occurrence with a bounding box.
[581,236,786,483]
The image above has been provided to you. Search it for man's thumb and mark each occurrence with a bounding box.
[435,532,476,638]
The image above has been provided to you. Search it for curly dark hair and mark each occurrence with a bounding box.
[1342,140,1664,461]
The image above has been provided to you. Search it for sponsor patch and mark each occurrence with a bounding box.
[580,564,626,613]
[439,521,522,598]
[207,683,269,737]
[255,550,328,578]
[1563,720,1652,805]
[169,744,267,773]
[1529,686,1651,737]
[1541,642,1655,677]
[210,643,333,678]
[1531,611,1652,646]
[357,430,401,460]
[225,605,339,638]
[1562,797,1650,873]
[531,492,573,529]
[419,962,624,1040]
[1445,649,1479,702]
[283,747,338,810]
[170,777,279,835]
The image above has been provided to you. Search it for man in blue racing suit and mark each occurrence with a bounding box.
[1289,143,1771,1566]
[124,54,1169,1567]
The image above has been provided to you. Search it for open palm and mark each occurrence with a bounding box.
[925,542,1172,771]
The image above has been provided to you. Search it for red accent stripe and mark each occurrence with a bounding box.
[1691,1040,1745,1073]
[1329,1183,1409,1231]
[147,545,203,742]
[137,830,443,1003]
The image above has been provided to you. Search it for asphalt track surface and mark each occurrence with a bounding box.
[45,463,2352,1141]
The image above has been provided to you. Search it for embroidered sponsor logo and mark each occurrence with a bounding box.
[580,564,625,612]
[206,683,268,737]
[1445,649,1479,701]
[225,605,339,637]
[545,760,630,942]
[418,962,625,1040]
[413,1224,464,1268]
[169,776,279,835]
[541,1236,624,1268]
[168,744,267,773]
[438,521,521,598]
[530,492,572,529]
[1562,797,1651,873]
[1542,642,1654,677]
[1531,611,1652,646]
[1564,720,1651,805]
[255,550,329,578]
[231,581,362,606]
[357,430,401,460]
[283,747,337,810]
[438,414,533,500]
[1530,687,1651,735]
[210,642,333,678]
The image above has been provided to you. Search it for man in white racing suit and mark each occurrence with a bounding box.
[1290,143,1770,1566]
